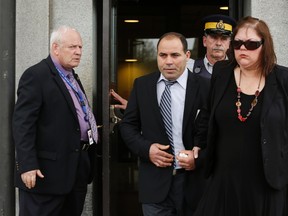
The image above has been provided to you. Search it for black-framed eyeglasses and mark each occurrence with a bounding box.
[231,40,264,50]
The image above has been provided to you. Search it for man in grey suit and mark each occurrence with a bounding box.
[120,32,209,216]
[12,26,98,216]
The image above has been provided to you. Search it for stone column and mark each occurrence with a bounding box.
[16,1,95,215]
[245,0,288,67]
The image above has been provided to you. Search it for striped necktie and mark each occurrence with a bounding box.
[160,80,177,166]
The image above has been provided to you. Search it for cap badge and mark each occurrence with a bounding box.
[216,20,225,30]
[194,67,201,73]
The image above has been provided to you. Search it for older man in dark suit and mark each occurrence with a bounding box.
[120,32,209,216]
[12,26,98,216]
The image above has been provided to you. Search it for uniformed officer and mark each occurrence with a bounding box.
[187,14,236,78]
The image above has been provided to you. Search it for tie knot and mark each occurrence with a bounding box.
[163,80,177,87]
[67,73,74,81]
[67,73,77,88]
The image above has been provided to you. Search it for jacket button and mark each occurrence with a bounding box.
[263,139,266,145]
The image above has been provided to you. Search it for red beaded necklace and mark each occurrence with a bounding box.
[236,69,262,122]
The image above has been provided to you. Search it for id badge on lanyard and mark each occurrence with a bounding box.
[87,129,94,145]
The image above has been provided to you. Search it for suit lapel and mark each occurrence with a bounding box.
[261,71,277,121]
[212,66,234,114]
[149,72,164,126]
[74,73,87,95]
[182,72,198,131]
[45,56,79,120]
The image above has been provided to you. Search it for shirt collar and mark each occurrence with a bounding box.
[51,55,72,77]
[204,55,228,67]
[158,68,188,90]
[204,56,213,68]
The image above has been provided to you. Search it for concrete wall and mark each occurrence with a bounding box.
[49,0,96,101]
[16,0,95,100]
[15,0,95,215]
[245,0,288,67]
[16,0,50,82]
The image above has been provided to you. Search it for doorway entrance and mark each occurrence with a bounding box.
[106,0,231,215]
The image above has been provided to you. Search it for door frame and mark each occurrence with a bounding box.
[95,0,243,215]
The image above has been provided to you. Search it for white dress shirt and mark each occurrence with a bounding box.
[157,69,188,168]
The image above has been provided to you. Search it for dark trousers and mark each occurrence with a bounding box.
[142,172,185,216]
[19,151,90,216]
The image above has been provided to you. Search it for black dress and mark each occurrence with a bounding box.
[194,77,287,216]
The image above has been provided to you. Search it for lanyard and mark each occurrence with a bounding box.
[57,68,89,122]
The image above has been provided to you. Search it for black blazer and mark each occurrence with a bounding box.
[13,56,95,194]
[120,70,209,203]
[205,60,288,190]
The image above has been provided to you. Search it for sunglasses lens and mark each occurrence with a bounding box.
[245,41,261,50]
[232,40,263,50]
[232,40,243,49]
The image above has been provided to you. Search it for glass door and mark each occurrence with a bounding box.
[107,0,231,215]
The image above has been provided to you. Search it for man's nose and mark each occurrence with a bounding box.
[215,38,223,44]
[165,56,173,64]
[75,47,82,55]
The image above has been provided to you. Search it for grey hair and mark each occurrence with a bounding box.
[49,25,78,51]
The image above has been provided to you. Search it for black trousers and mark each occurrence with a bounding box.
[142,172,185,216]
[19,151,90,216]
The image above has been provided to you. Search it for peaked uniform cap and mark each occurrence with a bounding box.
[203,14,236,36]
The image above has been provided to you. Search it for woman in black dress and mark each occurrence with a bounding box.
[194,16,288,216]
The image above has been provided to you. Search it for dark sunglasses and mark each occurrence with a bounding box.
[231,40,264,50]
